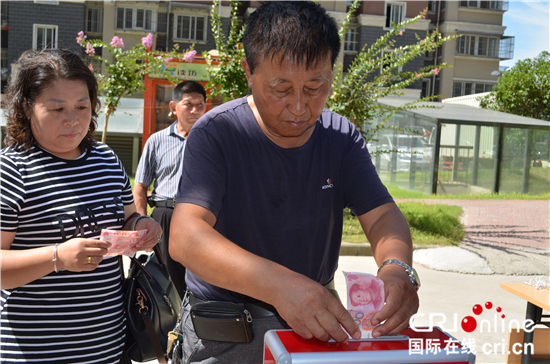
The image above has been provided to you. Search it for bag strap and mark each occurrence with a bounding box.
[129,245,165,281]
[141,306,168,364]
[131,245,170,364]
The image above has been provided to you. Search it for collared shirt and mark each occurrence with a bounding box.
[135,121,187,201]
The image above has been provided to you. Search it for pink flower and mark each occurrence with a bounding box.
[420,40,424,45]
[399,31,403,36]
[110,36,124,48]
[88,64,94,72]
[142,33,153,49]
[415,73,422,78]
[164,57,173,64]
[431,68,440,76]
[76,31,87,45]
[423,131,431,138]
[155,55,162,60]
[183,50,197,63]
[85,43,95,55]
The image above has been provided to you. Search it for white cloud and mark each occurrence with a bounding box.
[501,0,549,67]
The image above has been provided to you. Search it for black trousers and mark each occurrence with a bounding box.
[151,207,187,299]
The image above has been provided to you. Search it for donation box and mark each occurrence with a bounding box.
[264,327,475,364]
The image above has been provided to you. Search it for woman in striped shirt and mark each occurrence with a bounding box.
[0,49,162,363]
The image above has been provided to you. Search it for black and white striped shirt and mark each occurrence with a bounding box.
[0,143,133,363]
[135,121,187,201]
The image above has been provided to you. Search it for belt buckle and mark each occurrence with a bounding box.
[171,198,176,208]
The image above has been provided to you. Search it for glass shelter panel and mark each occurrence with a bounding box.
[366,113,436,195]
[499,127,550,194]
[437,123,498,195]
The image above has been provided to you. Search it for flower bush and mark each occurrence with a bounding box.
[328,0,457,143]
[204,0,249,103]
[77,32,195,142]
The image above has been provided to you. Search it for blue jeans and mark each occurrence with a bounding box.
[178,301,290,364]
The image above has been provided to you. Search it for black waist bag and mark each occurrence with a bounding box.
[124,245,182,363]
[190,301,253,344]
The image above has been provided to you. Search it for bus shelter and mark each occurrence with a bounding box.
[367,97,550,195]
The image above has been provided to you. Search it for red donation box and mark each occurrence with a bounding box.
[264,328,475,364]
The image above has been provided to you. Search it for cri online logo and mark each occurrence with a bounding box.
[410,301,535,334]
[461,301,504,332]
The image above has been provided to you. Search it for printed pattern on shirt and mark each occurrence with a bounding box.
[0,143,132,363]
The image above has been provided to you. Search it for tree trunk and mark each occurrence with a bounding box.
[101,105,113,144]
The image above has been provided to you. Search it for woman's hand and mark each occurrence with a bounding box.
[57,238,112,272]
[135,217,163,252]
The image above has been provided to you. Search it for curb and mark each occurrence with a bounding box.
[340,242,372,256]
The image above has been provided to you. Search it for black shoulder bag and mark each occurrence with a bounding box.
[123,245,182,364]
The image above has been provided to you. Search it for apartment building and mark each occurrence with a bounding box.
[0,0,513,100]
[433,0,514,99]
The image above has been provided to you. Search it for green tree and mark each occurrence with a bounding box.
[204,0,456,145]
[77,32,195,143]
[479,51,550,121]
[204,0,248,103]
[328,0,456,142]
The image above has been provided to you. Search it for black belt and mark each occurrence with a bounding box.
[188,293,279,318]
[148,198,176,209]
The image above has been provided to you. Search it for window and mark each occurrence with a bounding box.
[459,1,506,10]
[456,35,499,57]
[33,24,57,50]
[380,49,403,74]
[385,2,405,28]
[116,7,156,31]
[344,27,358,52]
[452,82,494,97]
[175,15,206,41]
[427,1,435,13]
[86,8,102,33]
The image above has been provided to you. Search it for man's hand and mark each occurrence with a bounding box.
[371,264,419,337]
[270,274,361,342]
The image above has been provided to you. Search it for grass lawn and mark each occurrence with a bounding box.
[342,203,464,247]
[130,175,546,247]
[385,183,550,200]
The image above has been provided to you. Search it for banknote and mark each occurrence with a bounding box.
[343,271,385,338]
[101,229,147,257]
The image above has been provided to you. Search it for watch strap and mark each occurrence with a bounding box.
[378,259,420,289]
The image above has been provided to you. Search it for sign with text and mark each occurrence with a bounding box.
[150,62,210,81]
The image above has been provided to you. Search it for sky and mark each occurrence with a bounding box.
[500,0,550,68]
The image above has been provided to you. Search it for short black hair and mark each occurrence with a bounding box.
[172,81,206,103]
[243,1,340,74]
[4,48,100,151]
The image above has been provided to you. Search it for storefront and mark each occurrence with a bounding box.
[142,56,220,148]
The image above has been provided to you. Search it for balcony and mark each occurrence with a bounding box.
[499,36,514,60]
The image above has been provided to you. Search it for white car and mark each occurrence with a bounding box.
[367,135,431,172]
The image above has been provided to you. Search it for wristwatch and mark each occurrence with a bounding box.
[378,259,420,290]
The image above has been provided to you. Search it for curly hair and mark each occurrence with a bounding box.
[3,48,100,151]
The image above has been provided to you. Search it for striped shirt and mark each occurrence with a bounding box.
[135,122,187,201]
[0,143,132,363]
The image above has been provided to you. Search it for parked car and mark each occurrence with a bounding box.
[367,135,431,172]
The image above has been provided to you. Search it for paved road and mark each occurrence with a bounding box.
[396,199,550,276]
